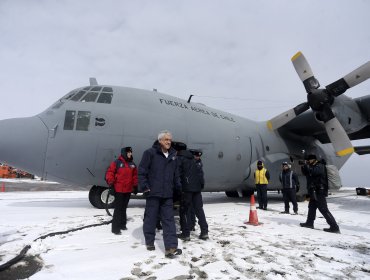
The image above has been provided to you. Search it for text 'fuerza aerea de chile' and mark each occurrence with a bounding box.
[159,98,235,122]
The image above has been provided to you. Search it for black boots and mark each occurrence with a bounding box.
[199,232,209,240]
[165,248,182,258]
[177,233,190,241]
[323,227,341,234]
[299,222,314,229]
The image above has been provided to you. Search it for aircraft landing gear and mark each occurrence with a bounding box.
[241,189,255,197]
[88,185,115,209]
[225,191,239,198]
[225,189,255,198]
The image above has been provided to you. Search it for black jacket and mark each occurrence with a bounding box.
[301,161,327,194]
[279,169,300,189]
[177,149,204,192]
[138,141,181,198]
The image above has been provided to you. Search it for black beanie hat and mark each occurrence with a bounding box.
[121,147,132,155]
[172,141,187,151]
[257,160,263,165]
[306,154,317,160]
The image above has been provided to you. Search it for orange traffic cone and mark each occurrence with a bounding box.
[245,194,260,226]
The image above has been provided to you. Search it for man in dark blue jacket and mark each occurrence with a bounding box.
[279,162,299,214]
[177,149,208,241]
[300,154,340,233]
[138,130,182,258]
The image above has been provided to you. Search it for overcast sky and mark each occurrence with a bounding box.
[0,0,369,186]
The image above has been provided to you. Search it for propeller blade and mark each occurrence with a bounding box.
[291,51,320,93]
[326,61,370,96]
[267,102,309,130]
[324,117,354,156]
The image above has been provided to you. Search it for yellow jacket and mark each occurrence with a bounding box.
[254,167,269,185]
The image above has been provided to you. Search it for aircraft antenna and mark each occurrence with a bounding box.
[187,94,194,103]
[89,78,98,86]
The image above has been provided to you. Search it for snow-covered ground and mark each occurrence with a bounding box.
[0,188,369,280]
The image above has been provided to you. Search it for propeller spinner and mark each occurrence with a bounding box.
[267,52,370,157]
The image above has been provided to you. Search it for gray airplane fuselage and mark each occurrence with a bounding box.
[0,85,349,194]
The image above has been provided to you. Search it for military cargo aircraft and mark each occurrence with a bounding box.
[0,52,369,208]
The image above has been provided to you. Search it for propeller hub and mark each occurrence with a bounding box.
[307,89,333,111]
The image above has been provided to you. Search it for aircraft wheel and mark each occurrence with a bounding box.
[225,191,239,198]
[241,189,255,197]
[89,185,116,209]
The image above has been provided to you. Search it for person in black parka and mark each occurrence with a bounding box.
[138,130,182,258]
[279,162,299,214]
[177,148,209,241]
[300,154,340,233]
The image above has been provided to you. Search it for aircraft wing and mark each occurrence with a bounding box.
[354,145,370,155]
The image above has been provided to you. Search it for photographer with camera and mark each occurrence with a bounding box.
[299,154,340,233]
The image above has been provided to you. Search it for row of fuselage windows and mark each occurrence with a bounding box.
[64,110,91,131]
[66,86,113,104]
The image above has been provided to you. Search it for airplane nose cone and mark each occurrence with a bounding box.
[0,116,48,176]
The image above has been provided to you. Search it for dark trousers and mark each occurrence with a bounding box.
[189,206,196,228]
[143,197,178,250]
[180,192,208,236]
[282,188,298,212]
[112,192,131,232]
[179,197,196,233]
[306,192,339,229]
[256,184,268,209]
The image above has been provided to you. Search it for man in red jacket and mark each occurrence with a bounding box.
[105,147,138,235]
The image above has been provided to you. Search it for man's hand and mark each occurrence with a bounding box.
[142,187,150,197]
[109,185,116,195]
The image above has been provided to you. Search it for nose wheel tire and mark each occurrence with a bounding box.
[89,185,115,209]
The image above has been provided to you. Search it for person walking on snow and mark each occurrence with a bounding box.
[300,154,340,233]
[138,130,182,258]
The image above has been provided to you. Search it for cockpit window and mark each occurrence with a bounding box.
[102,87,113,92]
[64,92,76,100]
[66,87,114,103]
[71,90,86,101]
[90,86,102,92]
[97,92,113,104]
[63,110,91,131]
[76,111,91,131]
[63,110,76,130]
[80,92,99,102]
